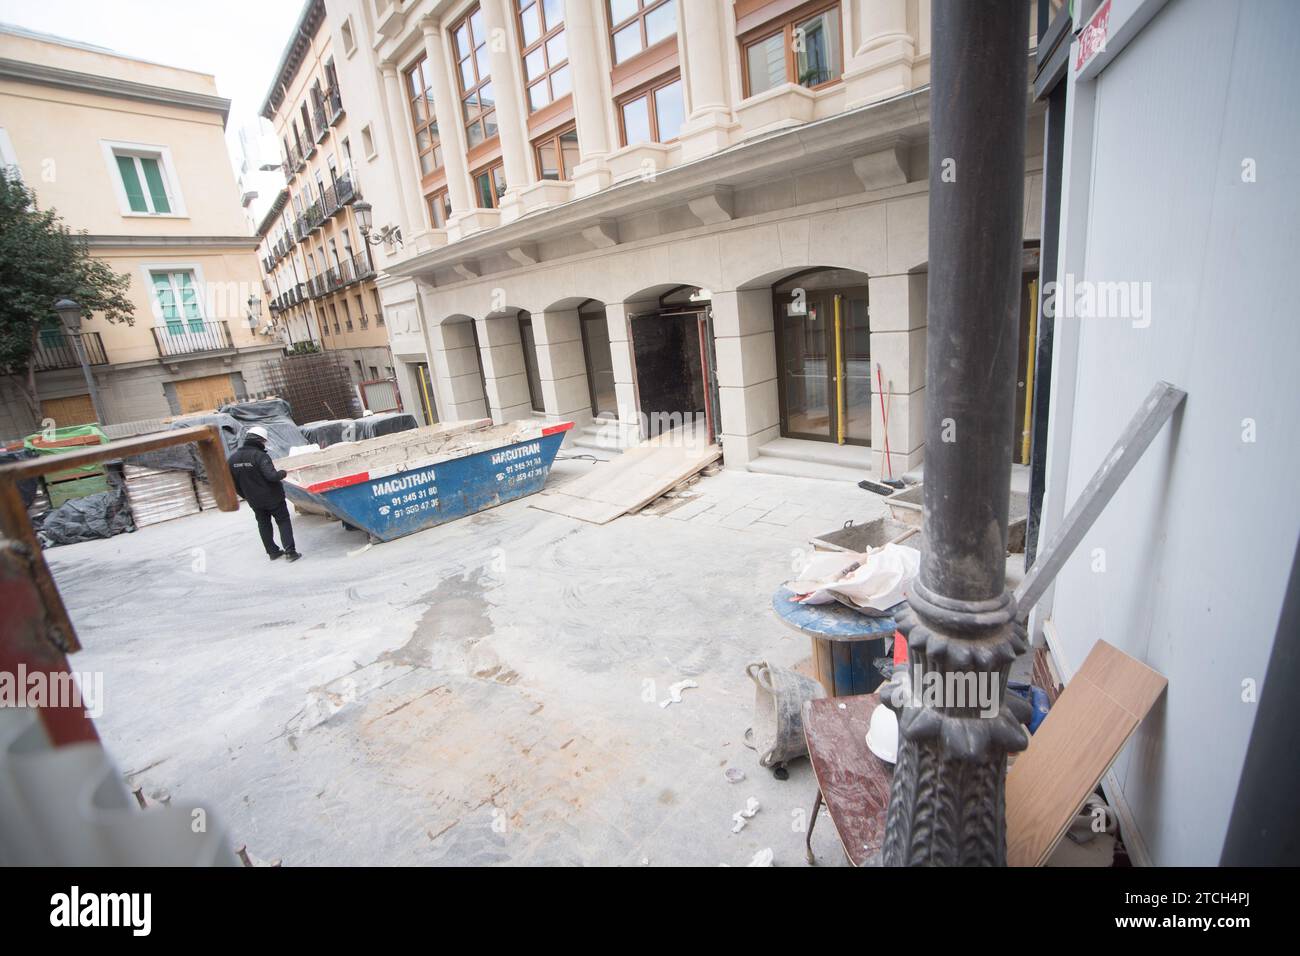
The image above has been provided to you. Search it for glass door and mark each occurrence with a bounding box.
[777,291,834,441]
[774,277,871,445]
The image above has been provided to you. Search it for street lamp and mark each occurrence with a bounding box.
[881,0,1031,867]
[353,200,402,248]
[53,298,107,426]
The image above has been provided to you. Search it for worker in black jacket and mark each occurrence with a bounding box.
[228,426,302,562]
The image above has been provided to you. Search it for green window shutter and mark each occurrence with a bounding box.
[139,157,171,213]
[152,273,182,333]
[178,272,204,331]
[116,155,148,212]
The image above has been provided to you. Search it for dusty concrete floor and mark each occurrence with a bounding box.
[47,459,913,866]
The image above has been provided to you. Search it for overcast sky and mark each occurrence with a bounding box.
[0,0,305,216]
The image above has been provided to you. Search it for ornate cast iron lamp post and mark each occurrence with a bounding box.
[882,0,1032,867]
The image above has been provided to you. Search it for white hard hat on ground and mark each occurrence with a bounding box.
[866,702,899,764]
[247,426,270,441]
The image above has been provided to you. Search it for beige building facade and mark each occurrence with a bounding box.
[257,0,397,409]
[0,24,281,439]
[323,0,1043,475]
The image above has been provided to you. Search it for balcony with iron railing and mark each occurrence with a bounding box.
[33,332,108,372]
[350,250,374,281]
[327,87,344,124]
[313,106,329,144]
[151,321,233,359]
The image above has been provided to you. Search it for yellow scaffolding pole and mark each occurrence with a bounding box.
[834,294,846,444]
[1020,279,1038,464]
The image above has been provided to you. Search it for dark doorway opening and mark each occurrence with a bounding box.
[629,286,719,442]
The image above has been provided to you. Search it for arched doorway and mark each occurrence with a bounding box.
[629,285,719,442]
[772,268,871,446]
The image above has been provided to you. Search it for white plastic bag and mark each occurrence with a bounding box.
[788,543,920,612]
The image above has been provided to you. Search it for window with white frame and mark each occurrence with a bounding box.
[112,147,177,215]
[150,270,205,334]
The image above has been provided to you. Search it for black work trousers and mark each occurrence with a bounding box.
[254,501,295,555]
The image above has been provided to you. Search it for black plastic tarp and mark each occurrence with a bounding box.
[0,448,39,508]
[171,413,242,459]
[218,399,309,458]
[37,470,134,547]
[300,419,351,449]
[343,413,418,443]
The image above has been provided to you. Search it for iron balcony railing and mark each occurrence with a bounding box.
[350,250,374,280]
[336,172,357,207]
[306,200,325,231]
[321,184,340,222]
[290,144,305,171]
[327,87,344,123]
[33,332,108,371]
[313,106,329,144]
[151,320,233,358]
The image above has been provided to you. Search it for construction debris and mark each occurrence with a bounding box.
[658,679,698,708]
[731,797,761,833]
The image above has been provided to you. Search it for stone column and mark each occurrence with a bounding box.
[534,309,594,433]
[867,272,927,478]
[421,17,473,220]
[603,302,646,447]
[426,319,491,421]
[475,312,533,422]
[843,0,916,109]
[563,0,615,196]
[479,0,534,223]
[677,0,735,160]
[711,289,779,467]
[380,62,429,237]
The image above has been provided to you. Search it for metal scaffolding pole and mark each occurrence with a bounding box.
[883,0,1032,867]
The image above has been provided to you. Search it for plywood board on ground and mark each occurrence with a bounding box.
[1005,639,1167,867]
[531,429,720,525]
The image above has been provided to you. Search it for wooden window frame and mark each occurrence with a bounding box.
[450,4,497,149]
[516,0,570,114]
[606,0,677,67]
[615,73,684,147]
[426,188,452,229]
[739,0,844,99]
[533,124,579,181]
[470,161,508,209]
[404,54,443,184]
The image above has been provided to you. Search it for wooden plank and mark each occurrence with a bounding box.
[0,480,78,653]
[1005,639,1167,867]
[0,426,227,482]
[531,429,719,523]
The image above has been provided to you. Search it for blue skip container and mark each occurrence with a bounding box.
[279,418,573,542]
